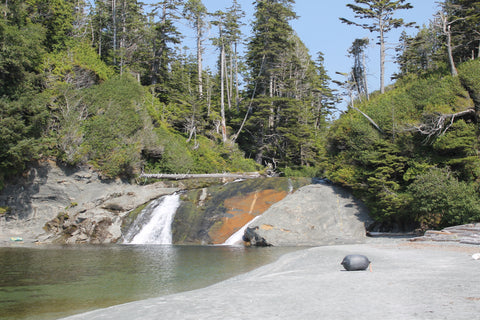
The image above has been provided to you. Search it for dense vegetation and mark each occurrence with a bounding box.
[1,0,480,230]
[327,0,480,230]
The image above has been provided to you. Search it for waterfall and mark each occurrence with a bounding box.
[223,216,261,246]
[125,193,181,245]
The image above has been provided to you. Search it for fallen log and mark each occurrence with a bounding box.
[139,172,262,180]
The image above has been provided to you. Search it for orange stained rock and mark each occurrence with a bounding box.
[208,189,288,244]
[260,224,274,230]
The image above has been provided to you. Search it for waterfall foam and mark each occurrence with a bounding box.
[127,193,181,245]
[223,216,261,246]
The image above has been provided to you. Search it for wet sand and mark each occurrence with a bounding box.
[60,238,480,320]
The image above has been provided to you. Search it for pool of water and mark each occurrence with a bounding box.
[0,244,298,320]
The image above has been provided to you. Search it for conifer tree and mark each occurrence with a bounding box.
[340,0,414,93]
[224,0,245,109]
[240,1,333,167]
[183,0,208,98]
[246,0,297,98]
[444,0,480,60]
[395,25,443,76]
[90,0,144,72]
[145,0,182,87]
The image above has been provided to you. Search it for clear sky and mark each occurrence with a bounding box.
[169,0,439,106]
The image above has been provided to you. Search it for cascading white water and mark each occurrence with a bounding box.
[223,215,261,246]
[128,193,181,245]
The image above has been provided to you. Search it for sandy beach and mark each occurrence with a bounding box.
[59,238,480,320]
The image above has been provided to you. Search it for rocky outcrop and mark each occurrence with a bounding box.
[172,178,312,244]
[0,160,372,246]
[410,223,480,245]
[0,160,179,244]
[243,182,372,246]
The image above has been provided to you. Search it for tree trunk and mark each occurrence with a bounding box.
[379,22,385,94]
[269,75,274,129]
[220,36,227,143]
[363,49,369,100]
[477,40,480,59]
[226,52,232,110]
[446,24,458,76]
[196,16,203,98]
[112,0,117,66]
[119,0,126,75]
[234,42,240,110]
[438,13,458,77]
[351,106,384,134]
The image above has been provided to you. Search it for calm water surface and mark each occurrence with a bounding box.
[0,244,298,320]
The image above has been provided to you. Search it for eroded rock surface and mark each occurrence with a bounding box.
[411,223,480,245]
[0,161,178,244]
[172,178,312,244]
[243,182,372,246]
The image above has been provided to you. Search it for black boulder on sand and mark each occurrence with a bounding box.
[341,254,371,271]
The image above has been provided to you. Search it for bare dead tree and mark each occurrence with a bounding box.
[406,109,475,142]
[434,2,468,77]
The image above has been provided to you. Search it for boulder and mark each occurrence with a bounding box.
[243,182,372,246]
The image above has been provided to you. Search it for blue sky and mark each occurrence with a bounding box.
[168,0,439,106]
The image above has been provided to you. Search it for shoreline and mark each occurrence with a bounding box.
[59,238,480,320]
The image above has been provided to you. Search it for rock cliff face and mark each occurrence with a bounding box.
[0,161,372,247]
[0,161,179,244]
[0,161,310,245]
[243,182,373,246]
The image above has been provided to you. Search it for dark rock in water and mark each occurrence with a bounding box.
[243,226,271,246]
[341,254,371,271]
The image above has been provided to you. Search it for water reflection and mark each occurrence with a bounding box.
[0,245,297,320]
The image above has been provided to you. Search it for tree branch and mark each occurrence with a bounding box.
[405,108,475,143]
[351,106,384,134]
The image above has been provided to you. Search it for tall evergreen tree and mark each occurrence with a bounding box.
[0,1,46,97]
[211,10,228,142]
[241,2,333,167]
[90,0,144,72]
[395,25,444,76]
[340,0,414,93]
[223,0,245,109]
[445,0,480,60]
[28,0,75,51]
[246,0,297,98]
[145,0,182,87]
[183,0,208,98]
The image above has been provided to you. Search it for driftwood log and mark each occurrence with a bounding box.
[139,172,262,180]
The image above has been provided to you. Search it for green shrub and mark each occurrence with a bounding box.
[458,59,480,106]
[81,75,146,178]
[407,167,480,230]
